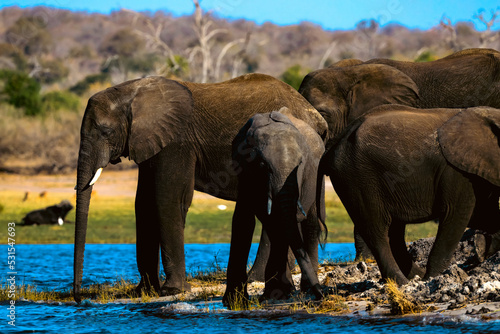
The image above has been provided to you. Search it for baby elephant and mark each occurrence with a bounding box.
[22,200,74,226]
[223,109,326,308]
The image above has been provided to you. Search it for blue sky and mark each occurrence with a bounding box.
[2,0,500,31]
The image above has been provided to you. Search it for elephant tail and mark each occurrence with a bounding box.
[316,171,328,247]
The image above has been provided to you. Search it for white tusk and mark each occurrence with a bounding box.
[58,217,64,226]
[89,168,103,186]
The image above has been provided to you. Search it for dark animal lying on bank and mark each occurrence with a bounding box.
[22,200,74,226]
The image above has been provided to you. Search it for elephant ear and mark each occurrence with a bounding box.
[128,77,194,164]
[232,114,271,171]
[438,108,500,187]
[348,64,420,121]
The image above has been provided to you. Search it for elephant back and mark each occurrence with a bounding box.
[179,74,328,140]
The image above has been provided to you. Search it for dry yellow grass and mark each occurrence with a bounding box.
[385,279,423,315]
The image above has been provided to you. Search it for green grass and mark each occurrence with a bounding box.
[0,189,437,244]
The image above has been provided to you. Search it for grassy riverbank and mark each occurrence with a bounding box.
[0,172,438,244]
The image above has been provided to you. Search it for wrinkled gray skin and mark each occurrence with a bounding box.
[223,111,326,307]
[74,74,327,302]
[299,48,500,260]
[322,105,500,285]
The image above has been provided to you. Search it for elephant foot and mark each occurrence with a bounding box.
[473,231,500,263]
[309,284,324,300]
[160,282,192,296]
[223,287,250,310]
[135,278,161,296]
[384,273,409,286]
[354,239,374,262]
[474,232,488,263]
[260,281,295,301]
[406,262,426,280]
[299,280,323,300]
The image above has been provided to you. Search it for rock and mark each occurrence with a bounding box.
[321,230,500,308]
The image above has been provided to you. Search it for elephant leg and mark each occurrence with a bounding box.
[153,148,196,295]
[249,229,296,283]
[247,228,270,282]
[425,208,473,279]
[223,199,256,309]
[359,216,409,285]
[301,207,319,270]
[298,209,319,291]
[469,192,500,262]
[289,219,323,300]
[261,218,295,300]
[388,222,425,279]
[354,225,374,261]
[135,163,161,294]
[474,230,500,262]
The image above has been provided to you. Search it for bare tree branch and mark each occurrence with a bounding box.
[439,16,460,51]
[474,8,500,47]
[122,9,179,75]
[319,40,337,69]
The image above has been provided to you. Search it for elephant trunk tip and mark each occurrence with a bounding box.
[73,288,82,303]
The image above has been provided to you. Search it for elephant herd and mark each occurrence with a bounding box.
[73,48,500,307]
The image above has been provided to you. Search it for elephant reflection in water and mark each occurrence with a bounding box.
[223,110,326,308]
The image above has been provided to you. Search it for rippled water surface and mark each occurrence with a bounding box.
[2,243,499,333]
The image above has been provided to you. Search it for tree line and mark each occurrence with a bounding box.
[0,4,499,117]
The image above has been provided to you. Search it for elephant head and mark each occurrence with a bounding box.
[74,76,193,302]
[298,64,420,145]
[232,109,325,221]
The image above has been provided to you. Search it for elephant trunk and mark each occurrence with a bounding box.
[73,141,102,302]
[74,185,92,303]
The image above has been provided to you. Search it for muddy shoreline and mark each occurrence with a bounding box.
[112,232,500,320]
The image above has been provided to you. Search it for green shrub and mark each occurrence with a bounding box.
[0,69,42,116]
[415,50,437,62]
[41,91,80,112]
[69,73,110,96]
[165,55,190,78]
[280,64,309,90]
[0,43,28,71]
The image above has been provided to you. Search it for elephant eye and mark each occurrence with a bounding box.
[100,126,114,137]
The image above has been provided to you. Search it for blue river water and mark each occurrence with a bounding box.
[1,243,499,333]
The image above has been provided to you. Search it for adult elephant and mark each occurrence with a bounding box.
[299,48,500,259]
[301,48,500,144]
[223,110,325,308]
[322,104,500,285]
[74,74,327,302]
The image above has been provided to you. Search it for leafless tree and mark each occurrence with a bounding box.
[439,16,461,51]
[318,40,337,69]
[122,9,181,76]
[353,19,382,59]
[474,8,500,47]
[188,0,251,82]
